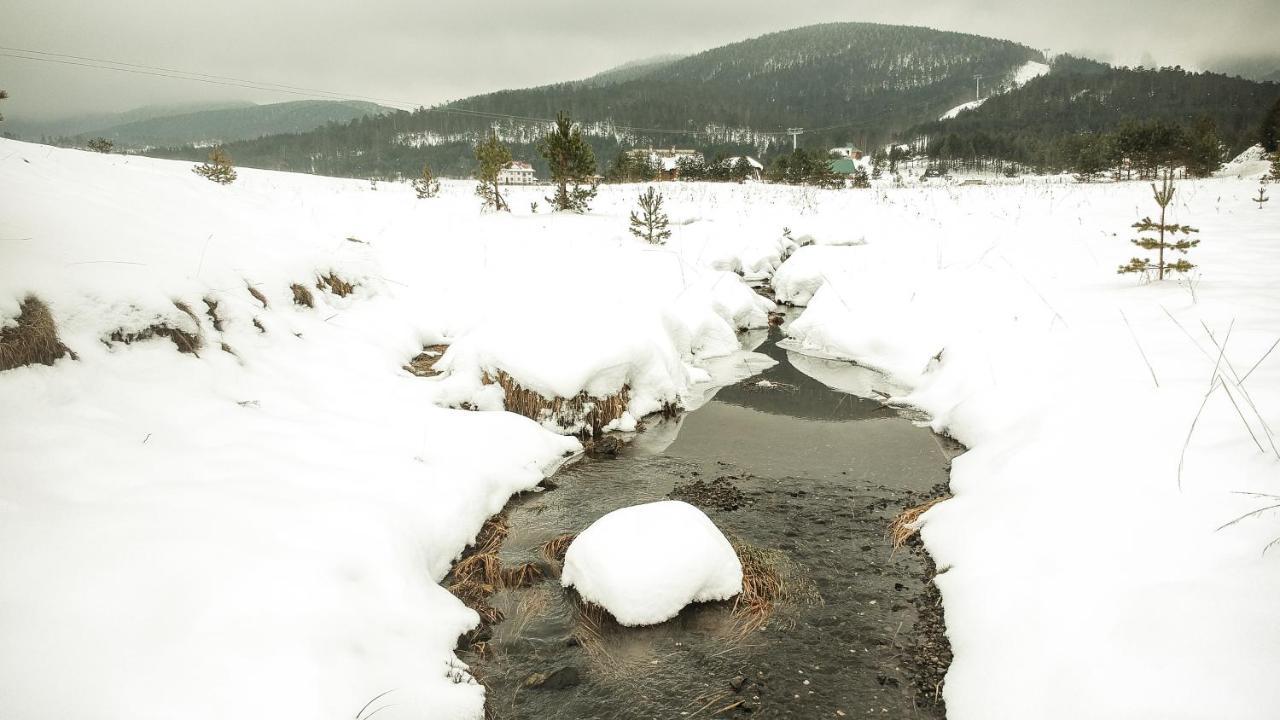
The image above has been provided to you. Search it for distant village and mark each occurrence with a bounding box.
[496,145,871,185]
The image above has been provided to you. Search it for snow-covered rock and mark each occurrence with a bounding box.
[561,500,742,626]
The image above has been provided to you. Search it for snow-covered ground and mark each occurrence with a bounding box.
[2,138,1278,719]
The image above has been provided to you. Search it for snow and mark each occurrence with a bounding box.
[1012,59,1051,85]
[3,138,1279,719]
[785,172,1280,719]
[772,244,862,305]
[560,500,742,625]
[939,60,1050,120]
[0,140,771,719]
[939,97,987,120]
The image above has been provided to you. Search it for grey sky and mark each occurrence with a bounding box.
[2,0,1277,120]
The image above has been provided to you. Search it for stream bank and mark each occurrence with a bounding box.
[454,325,961,719]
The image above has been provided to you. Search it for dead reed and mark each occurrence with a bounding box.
[482,369,631,438]
[0,296,74,371]
[888,495,952,550]
[404,344,449,377]
[316,272,355,297]
[107,300,201,355]
[289,283,314,308]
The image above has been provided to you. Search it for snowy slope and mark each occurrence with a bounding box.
[784,176,1280,719]
[3,138,1279,719]
[0,140,777,719]
[939,59,1051,120]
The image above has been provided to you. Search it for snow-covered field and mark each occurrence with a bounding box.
[1,138,1278,719]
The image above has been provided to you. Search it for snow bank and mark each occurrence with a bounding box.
[772,245,862,305]
[0,140,773,720]
[786,178,1280,718]
[561,500,742,625]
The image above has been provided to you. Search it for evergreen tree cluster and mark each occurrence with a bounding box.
[915,62,1278,174]
[765,149,843,187]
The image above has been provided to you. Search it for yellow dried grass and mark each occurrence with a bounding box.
[889,495,951,550]
[0,296,74,371]
[483,370,631,438]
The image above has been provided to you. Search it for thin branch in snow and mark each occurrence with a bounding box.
[1215,502,1280,531]
[1240,337,1280,386]
[1119,309,1159,388]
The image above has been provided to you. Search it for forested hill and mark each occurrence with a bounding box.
[913,56,1280,167]
[145,22,1045,178]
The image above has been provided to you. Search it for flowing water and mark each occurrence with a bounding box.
[460,325,960,719]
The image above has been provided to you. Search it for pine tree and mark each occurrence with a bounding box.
[412,162,440,198]
[474,132,511,212]
[1183,117,1223,178]
[628,187,671,245]
[0,89,7,122]
[538,112,597,212]
[87,138,114,154]
[850,168,870,189]
[192,147,237,184]
[1261,97,1280,154]
[1269,153,1280,183]
[1118,172,1199,280]
[1254,185,1270,210]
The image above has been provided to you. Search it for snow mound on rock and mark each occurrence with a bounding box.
[561,500,742,626]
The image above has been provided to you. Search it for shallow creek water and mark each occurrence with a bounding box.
[461,325,960,719]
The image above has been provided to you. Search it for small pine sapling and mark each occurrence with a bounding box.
[1254,184,1270,210]
[629,187,671,245]
[412,163,440,199]
[1118,172,1199,279]
[192,147,237,185]
[87,137,113,153]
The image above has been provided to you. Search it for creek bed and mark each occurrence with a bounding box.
[460,325,960,719]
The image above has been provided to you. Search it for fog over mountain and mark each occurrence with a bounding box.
[2,0,1277,120]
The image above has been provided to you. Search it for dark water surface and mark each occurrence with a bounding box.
[464,327,958,719]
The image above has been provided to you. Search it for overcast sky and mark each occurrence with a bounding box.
[2,0,1277,119]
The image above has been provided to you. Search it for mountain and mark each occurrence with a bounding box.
[144,22,1047,177]
[7,100,391,149]
[79,100,390,148]
[914,55,1280,167]
[2,101,252,141]
[1202,54,1280,83]
[575,55,686,87]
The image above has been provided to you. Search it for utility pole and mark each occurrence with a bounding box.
[973,74,983,101]
[787,127,804,151]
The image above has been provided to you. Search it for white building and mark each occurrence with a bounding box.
[725,156,764,181]
[497,161,537,185]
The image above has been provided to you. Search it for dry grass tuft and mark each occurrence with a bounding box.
[727,537,819,638]
[539,533,577,564]
[203,298,225,332]
[0,296,75,371]
[483,370,632,438]
[107,301,201,355]
[499,562,545,588]
[316,272,356,297]
[246,284,269,308]
[888,495,951,550]
[444,512,541,633]
[290,283,314,308]
[404,344,449,377]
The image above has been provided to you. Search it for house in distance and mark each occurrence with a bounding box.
[497,160,537,185]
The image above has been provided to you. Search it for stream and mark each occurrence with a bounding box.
[458,323,960,719]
